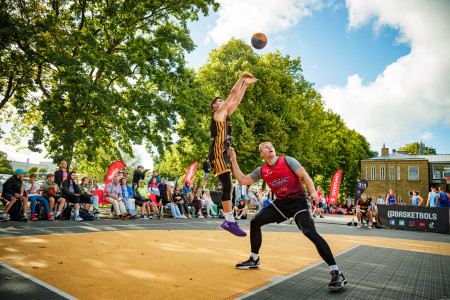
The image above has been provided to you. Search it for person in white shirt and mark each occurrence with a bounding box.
[202,189,217,217]
[24,173,53,221]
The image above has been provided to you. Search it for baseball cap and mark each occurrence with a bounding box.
[137,165,143,169]
[15,169,27,175]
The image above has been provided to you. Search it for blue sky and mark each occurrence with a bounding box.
[2,0,449,167]
[185,0,450,155]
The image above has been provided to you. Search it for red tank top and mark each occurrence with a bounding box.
[261,156,308,201]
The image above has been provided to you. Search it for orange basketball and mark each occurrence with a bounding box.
[251,33,267,50]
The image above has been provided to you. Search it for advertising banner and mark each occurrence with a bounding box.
[182,162,198,187]
[104,161,126,193]
[378,205,450,234]
[329,169,342,204]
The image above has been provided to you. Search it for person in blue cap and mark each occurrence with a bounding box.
[0,169,29,222]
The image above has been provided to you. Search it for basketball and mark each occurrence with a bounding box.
[251,33,267,50]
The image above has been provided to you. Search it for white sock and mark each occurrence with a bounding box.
[225,212,235,222]
[330,265,339,271]
[368,222,373,225]
[75,210,79,217]
[250,252,259,260]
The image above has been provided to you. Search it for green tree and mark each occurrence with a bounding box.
[1,0,219,168]
[0,152,14,174]
[27,166,38,174]
[398,142,436,155]
[157,39,374,197]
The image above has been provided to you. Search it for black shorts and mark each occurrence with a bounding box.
[134,199,146,207]
[45,195,64,202]
[267,199,313,223]
[80,194,92,204]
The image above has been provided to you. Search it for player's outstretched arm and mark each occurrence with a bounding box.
[227,77,258,116]
[229,148,255,186]
[214,73,253,121]
[294,167,319,204]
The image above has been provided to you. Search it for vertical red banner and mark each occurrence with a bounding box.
[104,161,126,193]
[182,162,198,187]
[329,169,342,205]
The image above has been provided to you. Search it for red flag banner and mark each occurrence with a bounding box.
[329,169,342,205]
[104,161,126,193]
[182,162,198,187]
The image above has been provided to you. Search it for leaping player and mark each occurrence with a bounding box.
[208,72,258,237]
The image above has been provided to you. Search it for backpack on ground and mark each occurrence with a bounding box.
[62,204,73,220]
[9,200,22,221]
[79,210,94,221]
[36,202,48,220]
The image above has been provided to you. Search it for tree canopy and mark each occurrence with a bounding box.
[0,152,14,175]
[1,0,218,170]
[398,142,436,155]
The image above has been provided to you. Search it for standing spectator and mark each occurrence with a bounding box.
[132,183,152,219]
[163,185,183,219]
[426,186,438,208]
[92,179,99,190]
[105,176,129,219]
[386,189,397,205]
[42,174,66,220]
[313,186,324,218]
[132,166,149,186]
[437,186,450,207]
[120,178,137,219]
[158,178,168,204]
[24,173,53,221]
[54,161,70,187]
[174,186,191,218]
[202,158,211,190]
[375,195,384,206]
[202,189,217,217]
[147,170,161,187]
[79,177,100,219]
[137,180,160,217]
[1,169,29,221]
[123,172,130,183]
[411,191,424,206]
[61,171,83,221]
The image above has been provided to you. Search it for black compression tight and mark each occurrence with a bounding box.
[250,208,336,266]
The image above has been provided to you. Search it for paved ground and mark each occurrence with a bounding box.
[0,206,449,299]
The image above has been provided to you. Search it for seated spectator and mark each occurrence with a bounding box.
[335,205,345,215]
[92,179,99,190]
[137,180,160,217]
[356,193,373,228]
[120,178,137,219]
[0,179,6,206]
[42,174,66,220]
[147,170,161,187]
[233,200,248,220]
[0,169,29,221]
[105,176,129,219]
[191,188,204,218]
[79,177,100,219]
[262,192,271,208]
[328,204,334,214]
[182,181,193,213]
[61,171,84,221]
[163,185,183,219]
[157,178,168,219]
[250,192,263,211]
[54,161,69,187]
[148,177,162,204]
[132,183,152,219]
[25,173,53,221]
[201,189,217,218]
[173,186,191,218]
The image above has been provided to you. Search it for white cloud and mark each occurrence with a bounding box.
[420,132,434,141]
[321,0,450,151]
[206,0,323,45]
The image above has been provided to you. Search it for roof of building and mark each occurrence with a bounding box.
[362,152,450,163]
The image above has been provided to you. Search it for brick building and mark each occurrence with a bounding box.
[361,145,450,205]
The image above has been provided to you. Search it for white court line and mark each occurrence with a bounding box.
[234,244,361,299]
[0,261,78,299]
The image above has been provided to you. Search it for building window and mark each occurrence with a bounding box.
[397,166,401,181]
[365,167,368,180]
[380,166,385,181]
[371,167,376,180]
[389,166,395,181]
[409,191,421,196]
[408,166,419,181]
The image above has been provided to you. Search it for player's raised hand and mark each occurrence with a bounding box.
[245,77,258,85]
[241,72,254,79]
[228,148,237,162]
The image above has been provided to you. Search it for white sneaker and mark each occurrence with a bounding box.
[75,216,84,222]
[148,215,153,219]
[198,215,205,218]
[236,215,241,220]
[207,215,212,218]
[181,215,188,219]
